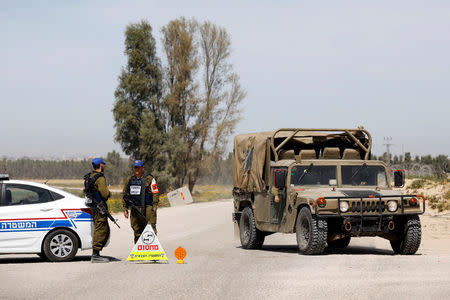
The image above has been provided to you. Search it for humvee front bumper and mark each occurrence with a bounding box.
[314,194,425,217]
[314,195,425,235]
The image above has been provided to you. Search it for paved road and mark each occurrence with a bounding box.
[0,200,449,299]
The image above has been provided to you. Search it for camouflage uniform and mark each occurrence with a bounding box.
[89,171,111,251]
[122,175,159,243]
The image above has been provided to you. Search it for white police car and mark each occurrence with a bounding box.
[0,174,93,262]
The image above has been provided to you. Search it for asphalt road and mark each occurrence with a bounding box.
[0,200,449,300]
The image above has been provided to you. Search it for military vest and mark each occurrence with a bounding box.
[83,172,105,206]
[128,176,153,206]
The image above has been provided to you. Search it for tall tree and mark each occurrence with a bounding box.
[104,151,128,185]
[113,20,167,187]
[161,18,199,188]
[113,20,163,163]
[161,18,245,192]
[404,152,412,163]
[393,155,399,164]
[112,18,245,192]
[188,21,245,191]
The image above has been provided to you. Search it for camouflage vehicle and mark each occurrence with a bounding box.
[232,128,425,255]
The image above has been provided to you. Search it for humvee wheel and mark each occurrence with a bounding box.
[390,215,422,255]
[327,236,351,249]
[296,207,327,255]
[239,207,265,249]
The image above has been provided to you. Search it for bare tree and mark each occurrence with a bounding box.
[187,21,246,192]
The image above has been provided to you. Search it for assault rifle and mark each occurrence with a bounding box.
[97,201,120,228]
[123,194,147,219]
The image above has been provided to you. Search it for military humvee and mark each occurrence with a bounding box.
[232,128,425,255]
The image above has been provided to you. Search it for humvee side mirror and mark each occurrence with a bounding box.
[393,170,405,188]
[274,169,287,189]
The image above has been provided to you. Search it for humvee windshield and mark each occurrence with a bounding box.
[341,165,388,187]
[291,166,337,186]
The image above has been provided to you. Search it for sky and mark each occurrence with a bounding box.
[1,0,449,159]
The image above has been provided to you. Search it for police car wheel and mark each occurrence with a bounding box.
[37,252,49,261]
[43,229,79,262]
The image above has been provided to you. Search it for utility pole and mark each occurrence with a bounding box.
[383,137,393,165]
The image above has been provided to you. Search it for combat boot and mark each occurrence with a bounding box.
[91,250,109,263]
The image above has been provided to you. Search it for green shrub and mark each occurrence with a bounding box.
[444,190,450,200]
[428,195,440,205]
[107,193,170,213]
[427,195,449,212]
[437,201,449,212]
[409,179,426,189]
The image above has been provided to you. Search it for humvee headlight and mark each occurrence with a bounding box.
[339,201,349,212]
[387,201,398,212]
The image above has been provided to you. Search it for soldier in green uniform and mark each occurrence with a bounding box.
[84,157,111,263]
[272,187,280,203]
[122,160,159,243]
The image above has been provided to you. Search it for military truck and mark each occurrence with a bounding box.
[232,128,425,255]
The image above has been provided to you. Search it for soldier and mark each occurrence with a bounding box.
[272,187,280,203]
[84,157,111,263]
[122,160,159,243]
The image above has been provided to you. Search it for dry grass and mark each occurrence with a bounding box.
[191,185,232,202]
[405,178,449,213]
[26,179,84,188]
[408,179,426,190]
[427,195,450,212]
[20,179,232,213]
[107,193,170,213]
[108,185,231,213]
[25,179,123,191]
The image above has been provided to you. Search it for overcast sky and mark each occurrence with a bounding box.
[1,0,449,159]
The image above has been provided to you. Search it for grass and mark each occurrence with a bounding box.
[25,179,123,191]
[406,175,448,183]
[26,179,84,188]
[60,183,231,213]
[107,185,231,213]
[428,195,450,212]
[444,190,450,200]
[406,177,450,213]
[429,190,450,212]
[191,185,232,202]
[107,193,170,213]
[408,179,426,189]
[19,179,232,212]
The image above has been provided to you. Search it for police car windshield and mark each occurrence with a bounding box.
[291,166,337,186]
[341,165,388,187]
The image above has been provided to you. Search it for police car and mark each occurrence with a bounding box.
[0,174,93,262]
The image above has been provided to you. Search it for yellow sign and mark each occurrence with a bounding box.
[127,225,169,263]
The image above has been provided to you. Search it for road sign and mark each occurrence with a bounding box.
[167,186,194,207]
[127,224,168,263]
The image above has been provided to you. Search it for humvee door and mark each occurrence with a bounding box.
[270,168,287,224]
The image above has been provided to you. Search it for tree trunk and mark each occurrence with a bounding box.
[188,174,197,193]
